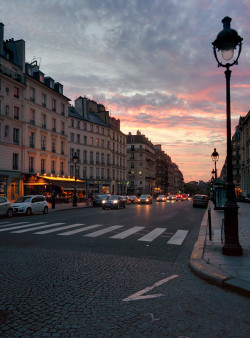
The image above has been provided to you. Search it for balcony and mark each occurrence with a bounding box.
[41,146,46,151]
[0,64,26,85]
[12,165,18,170]
[52,128,56,133]
[30,120,35,126]
[30,143,35,148]
[41,124,47,130]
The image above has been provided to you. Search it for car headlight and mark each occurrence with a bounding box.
[146,199,149,202]
[113,200,118,204]
[102,200,106,204]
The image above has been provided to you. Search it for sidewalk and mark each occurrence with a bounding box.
[48,201,90,211]
[189,201,250,297]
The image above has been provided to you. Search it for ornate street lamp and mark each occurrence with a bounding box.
[212,17,243,256]
[72,152,79,207]
[211,148,219,179]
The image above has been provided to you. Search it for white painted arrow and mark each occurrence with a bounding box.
[122,274,179,302]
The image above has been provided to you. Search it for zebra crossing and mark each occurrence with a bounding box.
[0,221,188,245]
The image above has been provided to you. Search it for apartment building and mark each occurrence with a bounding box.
[239,110,250,196]
[68,96,127,195]
[127,131,156,195]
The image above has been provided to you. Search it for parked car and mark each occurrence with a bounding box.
[0,196,13,218]
[137,194,153,204]
[192,194,209,208]
[176,194,184,201]
[102,195,126,209]
[93,194,110,207]
[128,195,138,203]
[13,195,48,215]
[156,195,167,202]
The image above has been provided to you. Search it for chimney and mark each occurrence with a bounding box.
[75,96,89,119]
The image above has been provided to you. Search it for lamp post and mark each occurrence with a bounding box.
[211,148,219,179]
[212,17,243,256]
[72,152,79,207]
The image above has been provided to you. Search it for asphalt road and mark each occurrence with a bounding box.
[0,200,250,337]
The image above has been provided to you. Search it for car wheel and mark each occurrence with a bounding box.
[7,208,13,218]
[26,207,32,216]
[124,204,126,208]
[43,206,48,214]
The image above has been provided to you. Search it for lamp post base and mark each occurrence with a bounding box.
[222,202,243,256]
[72,194,77,207]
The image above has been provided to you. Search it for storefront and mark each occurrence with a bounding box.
[23,174,86,203]
[0,170,22,201]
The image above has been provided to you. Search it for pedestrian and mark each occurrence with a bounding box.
[51,190,56,209]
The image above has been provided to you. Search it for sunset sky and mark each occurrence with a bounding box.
[1,0,250,182]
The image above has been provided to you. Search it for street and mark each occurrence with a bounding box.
[0,200,249,337]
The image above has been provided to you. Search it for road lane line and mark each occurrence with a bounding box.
[58,224,104,236]
[12,223,65,233]
[84,225,123,237]
[123,275,179,301]
[138,228,167,242]
[34,223,85,234]
[110,226,145,239]
[0,222,45,232]
[167,230,188,245]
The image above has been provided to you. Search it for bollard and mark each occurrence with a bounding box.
[208,209,212,240]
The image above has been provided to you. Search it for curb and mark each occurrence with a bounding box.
[189,207,250,297]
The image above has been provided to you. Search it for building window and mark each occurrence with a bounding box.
[77,134,80,143]
[90,137,93,146]
[101,153,104,165]
[70,165,74,177]
[13,153,19,170]
[83,167,87,179]
[96,138,99,147]
[70,148,74,161]
[77,121,80,129]
[42,94,46,107]
[60,162,64,175]
[101,168,104,179]
[96,152,100,164]
[90,124,93,132]
[29,157,34,173]
[14,106,19,119]
[83,135,87,145]
[83,150,87,164]
[96,126,99,133]
[52,139,56,153]
[90,151,94,164]
[52,118,56,132]
[51,160,55,174]
[71,119,74,127]
[30,87,35,101]
[61,121,65,135]
[107,168,110,179]
[5,105,9,116]
[30,132,35,148]
[52,99,56,112]
[90,167,93,178]
[4,125,9,138]
[61,103,65,115]
[41,159,45,174]
[107,153,110,165]
[30,109,35,124]
[14,87,19,98]
[96,168,99,179]
[42,114,46,129]
[61,141,64,155]
[70,133,74,142]
[131,163,134,169]
[13,128,19,144]
[41,135,46,150]
[101,139,104,148]
[83,122,87,130]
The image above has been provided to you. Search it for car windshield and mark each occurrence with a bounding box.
[196,196,206,200]
[108,195,119,200]
[159,195,165,198]
[140,195,149,198]
[14,196,32,203]
[97,194,108,199]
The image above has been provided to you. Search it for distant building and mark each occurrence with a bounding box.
[239,111,250,197]
[126,131,156,195]
[68,97,127,195]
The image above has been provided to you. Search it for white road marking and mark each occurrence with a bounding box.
[110,226,145,239]
[123,275,179,302]
[12,223,65,233]
[0,222,45,232]
[84,225,123,237]
[0,222,12,227]
[34,223,85,234]
[58,224,104,236]
[138,228,167,242]
[167,230,188,245]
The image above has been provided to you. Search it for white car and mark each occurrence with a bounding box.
[13,195,48,216]
[0,197,13,217]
